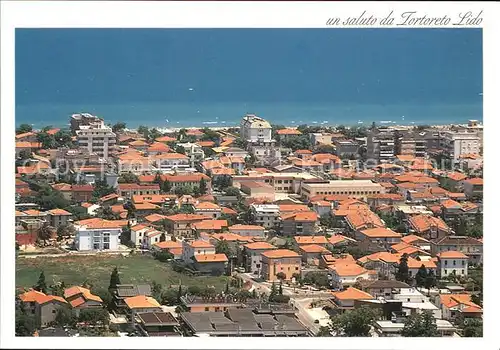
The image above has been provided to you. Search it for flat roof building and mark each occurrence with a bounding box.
[301,180,384,200]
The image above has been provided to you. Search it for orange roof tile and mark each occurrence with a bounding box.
[221,207,238,215]
[144,214,167,223]
[147,142,171,152]
[360,227,401,238]
[437,250,468,259]
[194,253,228,263]
[124,295,161,309]
[188,240,215,248]
[464,178,483,185]
[155,135,177,143]
[15,131,36,139]
[165,214,208,222]
[47,208,72,216]
[155,152,189,160]
[328,235,353,246]
[70,296,86,308]
[440,294,479,309]
[194,202,221,210]
[294,236,328,245]
[441,199,462,210]
[329,263,371,277]
[262,249,300,259]
[192,220,228,230]
[407,258,437,269]
[75,218,128,229]
[299,244,329,254]
[211,167,236,176]
[358,252,402,264]
[446,172,467,182]
[154,240,182,249]
[282,211,318,222]
[332,287,373,300]
[401,234,430,244]
[409,214,449,233]
[277,128,302,135]
[244,242,276,250]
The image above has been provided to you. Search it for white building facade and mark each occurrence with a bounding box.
[76,119,116,160]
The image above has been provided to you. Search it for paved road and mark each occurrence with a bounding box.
[237,273,324,335]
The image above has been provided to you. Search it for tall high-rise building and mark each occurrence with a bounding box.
[75,116,116,160]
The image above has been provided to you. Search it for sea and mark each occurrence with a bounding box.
[15,28,483,129]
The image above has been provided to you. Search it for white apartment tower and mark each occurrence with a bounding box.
[76,117,116,160]
[240,114,280,164]
[440,131,480,162]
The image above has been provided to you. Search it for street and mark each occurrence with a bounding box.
[237,273,328,335]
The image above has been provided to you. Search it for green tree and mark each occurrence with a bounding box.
[57,224,75,241]
[18,150,32,160]
[401,311,438,337]
[112,122,126,133]
[92,180,115,199]
[159,232,166,242]
[78,308,110,327]
[175,145,186,154]
[276,272,286,283]
[16,124,33,134]
[54,307,78,328]
[187,285,202,296]
[316,326,331,337]
[50,281,66,297]
[215,239,233,257]
[137,125,149,139]
[330,306,379,337]
[395,254,411,284]
[313,144,336,154]
[199,178,208,195]
[34,271,48,294]
[462,318,482,337]
[38,222,55,243]
[224,186,241,197]
[174,185,192,196]
[153,250,173,262]
[415,265,428,287]
[269,282,278,301]
[53,130,73,147]
[151,281,163,302]
[15,303,37,336]
[108,267,121,291]
[424,270,437,292]
[118,172,139,184]
[162,179,172,193]
[36,132,57,149]
[177,284,183,304]
[92,287,113,311]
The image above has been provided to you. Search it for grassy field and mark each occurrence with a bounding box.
[16,254,229,291]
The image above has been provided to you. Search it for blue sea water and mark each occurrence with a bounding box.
[15,29,483,128]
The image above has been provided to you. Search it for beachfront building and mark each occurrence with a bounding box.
[152,153,191,173]
[366,128,396,163]
[300,180,384,201]
[440,130,481,162]
[240,114,280,164]
[70,113,104,134]
[75,117,116,160]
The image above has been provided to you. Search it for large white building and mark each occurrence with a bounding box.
[76,117,116,160]
[440,131,480,162]
[74,219,122,251]
[240,114,280,163]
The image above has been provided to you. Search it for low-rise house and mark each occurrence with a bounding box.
[18,289,69,327]
[355,227,402,251]
[111,284,152,311]
[327,234,356,249]
[328,264,377,289]
[228,224,266,239]
[71,184,94,202]
[319,253,356,269]
[299,244,329,265]
[250,203,281,229]
[407,214,451,240]
[130,224,163,249]
[181,240,216,263]
[192,219,228,235]
[374,318,455,337]
[146,142,171,155]
[124,295,163,323]
[153,240,183,259]
[462,178,483,199]
[293,235,328,247]
[44,208,72,228]
[261,249,301,282]
[63,286,103,317]
[117,183,160,198]
[193,253,228,275]
[431,236,483,265]
[362,280,410,299]
[136,311,180,337]
[163,214,209,237]
[436,251,469,277]
[192,202,222,219]
[74,218,126,251]
[437,294,482,323]
[180,295,246,313]
[310,200,332,217]
[240,181,275,201]
[358,252,402,279]
[407,257,437,279]
[401,234,431,251]
[244,241,276,275]
[281,211,318,236]
[331,287,374,311]
[440,200,480,227]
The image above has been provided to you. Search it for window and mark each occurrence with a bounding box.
[52,310,56,314]
[453,260,456,266]
[462,260,465,266]
[205,307,210,312]
[295,267,299,270]
[444,260,448,266]
[461,270,465,274]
